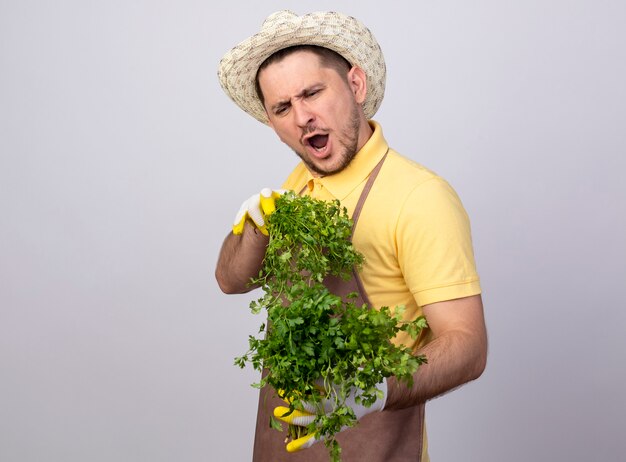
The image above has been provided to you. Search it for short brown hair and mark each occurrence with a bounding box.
[254,45,352,106]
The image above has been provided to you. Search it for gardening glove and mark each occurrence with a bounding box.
[274,379,388,453]
[232,188,285,236]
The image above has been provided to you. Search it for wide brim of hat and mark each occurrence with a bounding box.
[218,10,386,125]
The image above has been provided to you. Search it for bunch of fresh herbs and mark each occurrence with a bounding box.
[235,192,427,461]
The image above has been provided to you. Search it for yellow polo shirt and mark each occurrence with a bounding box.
[281,121,481,351]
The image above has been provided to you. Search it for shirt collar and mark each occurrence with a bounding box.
[306,120,389,200]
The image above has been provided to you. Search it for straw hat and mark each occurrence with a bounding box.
[218,10,386,125]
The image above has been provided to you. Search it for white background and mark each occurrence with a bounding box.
[1,1,625,460]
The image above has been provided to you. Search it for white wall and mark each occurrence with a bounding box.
[1,1,625,460]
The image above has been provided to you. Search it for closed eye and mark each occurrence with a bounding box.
[303,87,323,99]
[273,103,290,116]
[270,85,325,116]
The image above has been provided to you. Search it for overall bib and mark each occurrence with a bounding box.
[252,154,425,461]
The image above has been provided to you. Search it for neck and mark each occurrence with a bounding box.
[356,118,374,152]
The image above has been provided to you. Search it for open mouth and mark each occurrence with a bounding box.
[307,134,329,152]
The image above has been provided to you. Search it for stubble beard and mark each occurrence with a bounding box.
[293,104,361,177]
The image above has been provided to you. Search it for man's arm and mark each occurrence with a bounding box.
[215,222,269,294]
[385,294,487,409]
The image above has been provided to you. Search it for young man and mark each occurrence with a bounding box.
[216,10,487,462]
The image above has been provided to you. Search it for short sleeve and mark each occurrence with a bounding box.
[396,177,481,307]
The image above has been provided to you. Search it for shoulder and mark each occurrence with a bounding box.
[375,149,462,208]
[365,149,471,235]
[380,150,441,190]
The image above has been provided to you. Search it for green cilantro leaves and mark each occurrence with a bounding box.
[235,192,427,461]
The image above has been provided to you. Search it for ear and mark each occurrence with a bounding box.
[347,66,367,105]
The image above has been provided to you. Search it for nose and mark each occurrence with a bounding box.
[293,102,314,128]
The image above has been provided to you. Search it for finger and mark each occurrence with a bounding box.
[299,400,319,414]
[259,189,276,216]
[273,406,316,426]
[286,432,319,453]
[246,194,265,228]
[276,390,296,405]
[276,389,287,401]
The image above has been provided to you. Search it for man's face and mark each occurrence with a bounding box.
[257,50,370,176]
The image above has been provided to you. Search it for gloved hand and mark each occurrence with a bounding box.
[274,379,387,453]
[232,188,285,235]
